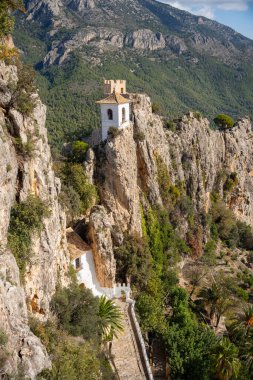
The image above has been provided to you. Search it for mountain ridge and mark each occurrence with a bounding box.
[13,0,253,148]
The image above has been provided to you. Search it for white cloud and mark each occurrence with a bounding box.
[160,0,250,19]
[193,6,215,18]
[218,2,248,10]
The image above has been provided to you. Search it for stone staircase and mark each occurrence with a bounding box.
[111,300,146,380]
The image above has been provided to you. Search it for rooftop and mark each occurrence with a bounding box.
[96,92,130,105]
[67,228,91,260]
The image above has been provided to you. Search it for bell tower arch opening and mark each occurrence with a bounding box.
[107,108,113,120]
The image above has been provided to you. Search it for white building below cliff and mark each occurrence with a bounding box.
[67,228,130,299]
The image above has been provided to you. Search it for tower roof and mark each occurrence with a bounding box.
[96,92,129,105]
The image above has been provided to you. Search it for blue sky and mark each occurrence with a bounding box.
[159,1,253,39]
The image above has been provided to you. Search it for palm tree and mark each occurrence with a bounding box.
[199,278,234,328]
[230,305,253,339]
[212,337,241,380]
[187,266,207,298]
[242,338,253,374]
[199,282,220,323]
[98,296,124,345]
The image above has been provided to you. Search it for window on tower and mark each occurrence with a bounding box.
[122,107,126,123]
[108,109,113,120]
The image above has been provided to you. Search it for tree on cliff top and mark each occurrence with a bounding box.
[214,114,234,130]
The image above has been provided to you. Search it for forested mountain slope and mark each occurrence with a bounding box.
[13,0,253,148]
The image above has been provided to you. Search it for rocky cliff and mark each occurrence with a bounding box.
[1,51,253,379]
[87,94,253,256]
[0,61,69,378]
[23,0,253,67]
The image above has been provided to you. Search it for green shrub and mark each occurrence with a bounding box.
[31,320,104,380]
[169,184,181,204]
[201,240,217,266]
[16,91,37,116]
[214,114,234,129]
[8,195,50,278]
[165,120,176,132]
[11,65,37,116]
[6,163,12,172]
[156,155,181,207]
[193,111,202,121]
[59,185,82,223]
[114,233,152,289]
[237,221,253,251]
[0,0,24,37]
[133,131,145,142]
[108,126,122,138]
[60,163,98,215]
[51,284,100,340]
[0,331,7,346]
[241,273,253,289]
[15,137,35,158]
[0,330,8,368]
[223,172,238,193]
[211,200,239,247]
[235,287,249,302]
[152,102,161,114]
[67,141,89,163]
[164,286,217,379]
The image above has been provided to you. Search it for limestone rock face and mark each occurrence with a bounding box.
[43,28,124,66]
[0,250,50,378]
[26,0,64,23]
[88,206,116,287]
[0,61,69,378]
[94,125,142,235]
[69,0,95,11]
[125,29,166,50]
[166,35,188,54]
[88,94,253,257]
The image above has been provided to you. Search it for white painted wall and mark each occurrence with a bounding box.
[100,103,130,140]
[73,250,104,297]
[72,251,131,299]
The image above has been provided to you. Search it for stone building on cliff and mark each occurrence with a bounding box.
[96,80,131,141]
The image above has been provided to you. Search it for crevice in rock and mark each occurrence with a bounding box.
[16,167,24,202]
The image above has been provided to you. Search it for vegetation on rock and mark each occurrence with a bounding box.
[66,140,89,163]
[0,1,24,62]
[58,163,98,221]
[0,330,8,368]
[8,195,50,278]
[32,276,122,379]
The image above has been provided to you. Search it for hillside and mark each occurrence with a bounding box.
[13,0,253,148]
[0,29,253,380]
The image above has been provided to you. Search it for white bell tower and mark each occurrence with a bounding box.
[96,80,130,141]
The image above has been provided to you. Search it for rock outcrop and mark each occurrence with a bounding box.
[88,206,116,287]
[0,61,69,378]
[68,0,95,11]
[125,29,166,50]
[88,94,253,252]
[0,250,50,378]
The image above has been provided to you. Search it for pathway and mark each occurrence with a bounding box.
[111,300,146,380]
